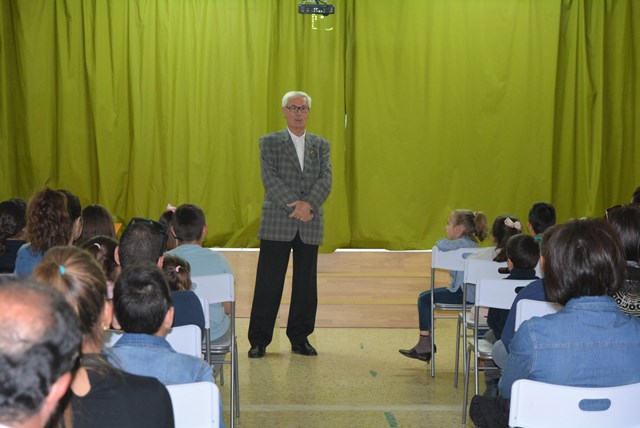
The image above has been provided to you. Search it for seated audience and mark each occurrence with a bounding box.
[471,215,522,262]
[491,225,560,369]
[0,277,81,428]
[75,204,116,245]
[32,246,174,428]
[0,198,26,273]
[399,209,488,363]
[81,235,120,299]
[15,189,80,277]
[606,204,640,316]
[162,255,206,332]
[527,202,556,241]
[471,218,640,427]
[107,264,213,385]
[165,204,233,345]
[482,234,540,396]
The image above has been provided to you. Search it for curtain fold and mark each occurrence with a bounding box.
[1,0,638,250]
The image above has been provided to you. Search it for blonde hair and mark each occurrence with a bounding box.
[452,209,489,242]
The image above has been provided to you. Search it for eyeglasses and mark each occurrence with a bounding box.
[285,105,309,113]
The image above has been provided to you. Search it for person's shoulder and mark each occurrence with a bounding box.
[261,129,288,143]
[307,132,330,145]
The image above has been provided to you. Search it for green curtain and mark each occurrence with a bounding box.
[1,0,639,251]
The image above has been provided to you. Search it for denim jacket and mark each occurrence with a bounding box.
[499,296,640,399]
[106,333,214,385]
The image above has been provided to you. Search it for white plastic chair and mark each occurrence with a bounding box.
[454,257,508,387]
[429,245,485,378]
[192,273,239,426]
[167,381,220,428]
[514,299,562,331]
[166,324,203,358]
[462,279,534,424]
[509,379,640,428]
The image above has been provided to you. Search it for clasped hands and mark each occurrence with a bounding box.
[287,201,313,222]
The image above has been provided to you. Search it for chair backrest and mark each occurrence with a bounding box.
[474,279,536,310]
[167,381,220,428]
[192,273,234,304]
[514,299,562,331]
[197,296,210,329]
[103,329,123,347]
[509,379,640,428]
[463,257,508,285]
[166,324,202,358]
[431,246,485,272]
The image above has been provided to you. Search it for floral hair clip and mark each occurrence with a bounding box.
[504,217,522,231]
[166,203,177,213]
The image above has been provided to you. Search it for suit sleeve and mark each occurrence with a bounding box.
[304,138,332,211]
[260,137,298,208]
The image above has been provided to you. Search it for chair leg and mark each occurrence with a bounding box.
[454,315,461,388]
[430,273,436,378]
[462,344,471,424]
[234,339,240,417]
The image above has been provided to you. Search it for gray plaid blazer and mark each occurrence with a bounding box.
[257,129,332,245]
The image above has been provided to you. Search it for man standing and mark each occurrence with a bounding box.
[248,91,332,358]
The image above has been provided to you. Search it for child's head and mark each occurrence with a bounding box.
[528,202,556,236]
[114,264,173,335]
[76,204,116,245]
[605,204,640,263]
[162,255,192,291]
[81,235,120,284]
[505,234,540,270]
[172,204,206,244]
[446,209,488,242]
[492,215,522,262]
[158,208,178,251]
[632,186,640,204]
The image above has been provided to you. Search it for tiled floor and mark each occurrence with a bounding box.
[219,318,479,427]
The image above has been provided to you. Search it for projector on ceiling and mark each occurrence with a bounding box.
[298,2,335,15]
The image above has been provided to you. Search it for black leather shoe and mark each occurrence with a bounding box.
[291,340,318,356]
[398,345,436,363]
[248,345,266,359]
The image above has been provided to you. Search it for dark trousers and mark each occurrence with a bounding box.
[248,233,319,346]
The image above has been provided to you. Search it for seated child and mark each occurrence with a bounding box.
[162,254,206,332]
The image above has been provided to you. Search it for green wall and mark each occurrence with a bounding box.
[1,0,639,250]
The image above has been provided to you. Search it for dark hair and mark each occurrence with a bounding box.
[114,264,172,334]
[505,234,540,270]
[56,189,82,222]
[632,186,640,204]
[544,219,626,305]
[528,202,556,235]
[76,204,116,245]
[491,215,522,262]
[605,205,640,263]
[158,210,178,251]
[26,189,72,253]
[118,219,167,269]
[172,204,206,243]
[452,209,489,243]
[0,278,81,424]
[162,255,192,291]
[81,235,120,283]
[0,198,26,254]
[33,246,108,349]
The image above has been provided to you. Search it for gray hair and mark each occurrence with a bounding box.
[282,91,312,109]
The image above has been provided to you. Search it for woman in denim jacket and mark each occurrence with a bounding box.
[499,218,640,398]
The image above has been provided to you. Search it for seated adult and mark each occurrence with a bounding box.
[0,277,81,428]
[75,204,117,245]
[0,198,26,273]
[32,246,174,428]
[471,218,640,426]
[162,254,206,332]
[606,204,640,316]
[107,263,213,385]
